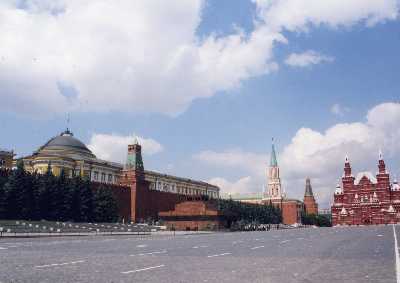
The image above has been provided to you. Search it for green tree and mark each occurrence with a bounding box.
[93,185,118,222]
[3,160,26,219]
[0,168,10,218]
[38,163,56,220]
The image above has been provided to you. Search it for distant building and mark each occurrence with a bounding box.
[229,141,316,225]
[303,178,318,215]
[18,129,219,200]
[261,141,305,225]
[124,140,219,200]
[0,149,14,169]
[331,153,400,226]
[21,129,122,184]
[13,129,219,223]
[120,141,219,222]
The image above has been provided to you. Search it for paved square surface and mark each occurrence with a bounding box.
[0,225,398,283]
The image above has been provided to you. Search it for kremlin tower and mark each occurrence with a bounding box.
[303,178,318,215]
[263,140,285,200]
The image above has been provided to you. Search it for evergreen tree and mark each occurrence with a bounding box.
[3,160,26,219]
[79,179,94,222]
[93,185,118,222]
[38,163,56,220]
[52,169,71,221]
[0,169,9,218]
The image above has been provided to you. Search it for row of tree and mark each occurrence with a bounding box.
[0,161,118,222]
[301,213,332,227]
[217,199,282,229]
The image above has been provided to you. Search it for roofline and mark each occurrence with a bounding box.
[144,170,219,190]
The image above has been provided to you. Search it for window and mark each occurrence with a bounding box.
[93,171,99,181]
[101,173,106,182]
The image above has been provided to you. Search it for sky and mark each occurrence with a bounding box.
[1,0,400,208]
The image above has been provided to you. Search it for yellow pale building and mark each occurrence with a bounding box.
[21,129,122,184]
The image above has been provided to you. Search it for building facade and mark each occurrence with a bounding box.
[123,140,220,199]
[120,141,220,222]
[19,130,219,200]
[21,129,122,184]
[331,154,400,226]
[0,149,14,169]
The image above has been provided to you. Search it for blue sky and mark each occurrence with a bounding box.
[1,0,400,207]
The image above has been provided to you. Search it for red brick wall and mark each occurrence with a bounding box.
[268,200,303,225]
[304,196,318,215]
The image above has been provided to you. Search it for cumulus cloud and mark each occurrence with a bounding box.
[0,0,398,116]
[195,102,400,208]
[285,50,334,67]
[208,176,257,195]
[254,0,399,32]
[87,133,163,164]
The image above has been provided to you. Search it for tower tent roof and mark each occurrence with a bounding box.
[270,142,278,167]
[304,178,314,197]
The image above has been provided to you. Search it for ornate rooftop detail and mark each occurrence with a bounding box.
[354,171,377,185]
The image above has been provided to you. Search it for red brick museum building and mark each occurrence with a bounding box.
[331,153,400,226]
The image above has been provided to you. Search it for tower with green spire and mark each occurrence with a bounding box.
[125,138,144,171]
[263,138,284,200]
[270,140,278,167]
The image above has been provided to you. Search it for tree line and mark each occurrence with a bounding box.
[301,213,331,227]
[217,199,282,229]
[0,161,118,222]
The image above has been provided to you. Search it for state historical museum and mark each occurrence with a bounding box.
[331,153,400,226]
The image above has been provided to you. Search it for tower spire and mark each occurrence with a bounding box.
[270,138,278,167]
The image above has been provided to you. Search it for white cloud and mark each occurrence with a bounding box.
[87,133,163,164]
[0,0,398,116]
[330,103,350,116]
[285,50,334,67]
[208,176,257,195]
[193,149,267,177]
[195,102,400,208]
[254,0,399,32]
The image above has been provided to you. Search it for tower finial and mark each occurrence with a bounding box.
[345,155,349,163]
[379,149,383,160]
[133,136,139,145]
